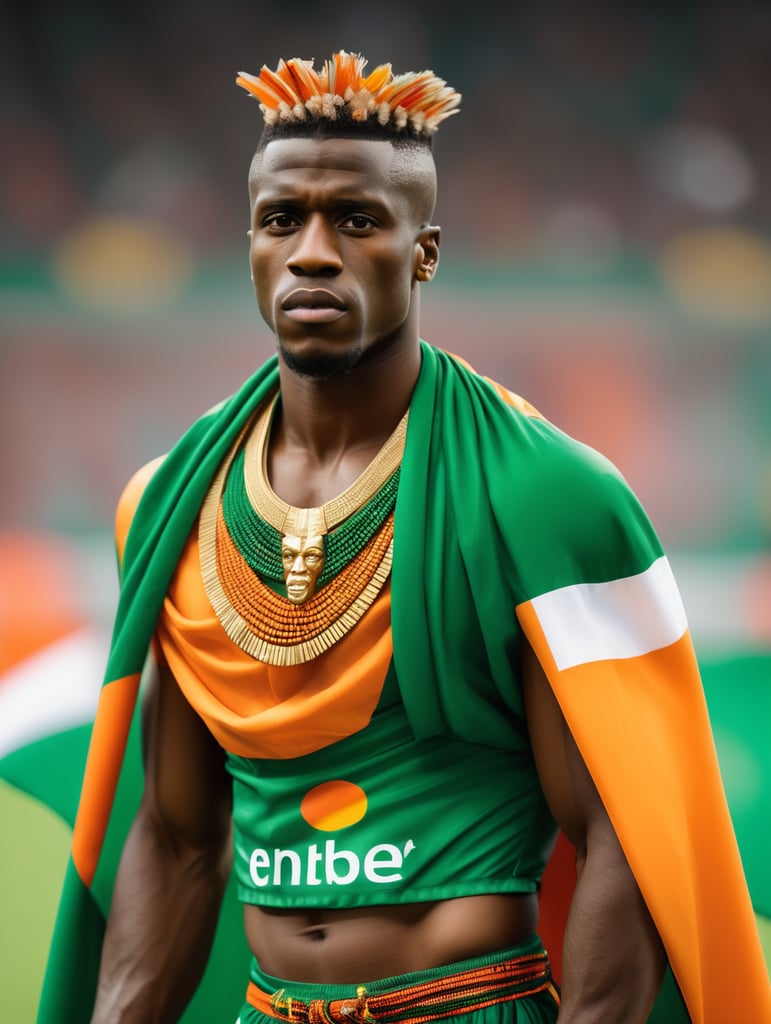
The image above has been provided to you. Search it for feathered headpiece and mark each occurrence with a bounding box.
[236,50,461,136]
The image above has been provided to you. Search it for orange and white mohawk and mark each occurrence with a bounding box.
[236,50,461,136]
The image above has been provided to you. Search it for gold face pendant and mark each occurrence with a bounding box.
[282,532,325,603]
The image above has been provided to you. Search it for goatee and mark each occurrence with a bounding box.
[278,341,361,380]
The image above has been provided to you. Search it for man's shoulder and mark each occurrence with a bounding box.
[443,349,544,420]
[498,407,656,571]
[438,346,627,491]
[465,358,641,517]
[115,455,167,563]
[485,380,544,420]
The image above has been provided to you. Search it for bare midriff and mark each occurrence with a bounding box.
[243,893,540,983]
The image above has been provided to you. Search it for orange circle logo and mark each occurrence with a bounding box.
[300,780,368,831]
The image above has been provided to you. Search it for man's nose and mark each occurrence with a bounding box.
[286,215,342,276]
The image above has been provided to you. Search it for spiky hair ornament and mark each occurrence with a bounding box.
[236,50,461,136]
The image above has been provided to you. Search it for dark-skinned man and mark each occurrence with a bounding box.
[41,50,771,1024]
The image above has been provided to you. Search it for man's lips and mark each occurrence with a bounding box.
[281,288,348,323]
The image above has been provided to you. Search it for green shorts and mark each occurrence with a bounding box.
[234,935,559,1024]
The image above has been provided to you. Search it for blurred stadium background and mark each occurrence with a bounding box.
[1,1,769,1020]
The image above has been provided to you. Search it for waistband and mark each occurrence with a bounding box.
[246,938,559,1024]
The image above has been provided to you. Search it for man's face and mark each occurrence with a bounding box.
[248,136,437,377]
[282,533,325,603]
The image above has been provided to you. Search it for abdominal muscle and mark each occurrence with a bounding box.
[244,893,539,983]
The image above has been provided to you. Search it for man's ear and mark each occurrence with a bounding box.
[415,226,441,282]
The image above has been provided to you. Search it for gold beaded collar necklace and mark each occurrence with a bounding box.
[199,395,408,666]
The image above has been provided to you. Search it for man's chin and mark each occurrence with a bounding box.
[278,340,361,380]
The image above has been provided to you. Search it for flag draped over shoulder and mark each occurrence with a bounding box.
[39,343,770,1023]
[38,359,280,1023]
[392,345,771,1021]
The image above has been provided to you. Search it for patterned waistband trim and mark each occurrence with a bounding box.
[246,951,559,1024]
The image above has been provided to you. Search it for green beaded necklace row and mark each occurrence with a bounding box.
[221,443,400,588]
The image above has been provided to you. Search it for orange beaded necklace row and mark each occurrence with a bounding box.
[199,396,407,666]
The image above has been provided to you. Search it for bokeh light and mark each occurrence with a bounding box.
[52,216,195,313]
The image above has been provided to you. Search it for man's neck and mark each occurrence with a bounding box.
[265,336,421,509]
[275,335,421,457]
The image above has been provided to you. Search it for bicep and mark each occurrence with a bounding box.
[521,639,610,855]
[140,651,231,848]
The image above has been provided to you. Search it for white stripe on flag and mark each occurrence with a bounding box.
[530,556,688,671]
[0,627,107,760]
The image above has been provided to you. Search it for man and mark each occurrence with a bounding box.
[41,51,770,1023]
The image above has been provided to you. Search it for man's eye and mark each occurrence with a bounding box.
[264,213,298,229]
[342,214,374,230]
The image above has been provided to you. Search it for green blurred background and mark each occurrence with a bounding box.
[1,1,770,1020]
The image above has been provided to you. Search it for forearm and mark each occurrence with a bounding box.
[91,806,232,1024]
[557,841,665,1024]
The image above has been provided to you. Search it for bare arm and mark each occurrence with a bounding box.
[91,654,233,1023]
[522,641,665,1023]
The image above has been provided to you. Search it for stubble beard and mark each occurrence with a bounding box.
[277,338,363,380]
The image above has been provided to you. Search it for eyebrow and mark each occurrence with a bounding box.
[253,192,396,224]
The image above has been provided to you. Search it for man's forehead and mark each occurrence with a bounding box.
[252,137,398,180]
[248,134,437,216]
